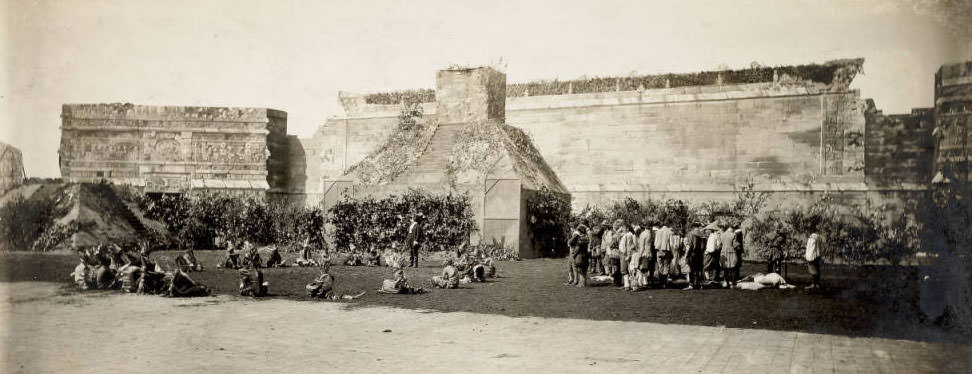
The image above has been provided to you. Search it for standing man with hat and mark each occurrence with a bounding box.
[406,213,424,268]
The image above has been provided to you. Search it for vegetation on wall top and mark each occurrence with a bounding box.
[359,59,864,104]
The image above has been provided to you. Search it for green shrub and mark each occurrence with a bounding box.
[526,186,572,256]
[327,189,475,252]
[0,195,59,251]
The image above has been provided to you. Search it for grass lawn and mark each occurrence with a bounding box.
[0,250,958,344]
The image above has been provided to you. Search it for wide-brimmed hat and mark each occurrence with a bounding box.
[703,222,721,231]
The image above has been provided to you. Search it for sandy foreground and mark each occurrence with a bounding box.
[0,282,969,374]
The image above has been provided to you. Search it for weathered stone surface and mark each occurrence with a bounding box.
[934,61,972,182]
[0,142,24,192]
[59,103,287,194]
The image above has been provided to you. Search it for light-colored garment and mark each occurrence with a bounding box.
[805,233,820,262]
[654,227,673,252]
[705,232,721,254]
[602,230,616,258]
[619,232,636,258]
[637,230,653,255]
[432,265,460,288]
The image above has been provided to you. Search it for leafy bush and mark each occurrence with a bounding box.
[363,89,435,105]
[32,220,96,251]
[0,195,60,251]
[138,192,326,250]
[526,186,572,256]
[327,189,475,252]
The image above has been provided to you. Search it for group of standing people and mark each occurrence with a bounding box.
[568,218,824,290]
[567,219,746,290]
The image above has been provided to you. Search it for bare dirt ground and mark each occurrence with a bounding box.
[2,281,971,374]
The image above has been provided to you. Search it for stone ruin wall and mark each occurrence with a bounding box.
[934,62,972,182]
[59,104,288,195]
[292,81,933,210]
[0,142,24,192]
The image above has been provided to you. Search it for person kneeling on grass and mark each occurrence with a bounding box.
[378,269,426,294]
[431,259,461,289]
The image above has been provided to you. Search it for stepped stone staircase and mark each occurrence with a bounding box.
[101,185,149,237]
[401,123,466,184]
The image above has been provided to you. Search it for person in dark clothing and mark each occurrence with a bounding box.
[588,221,607,275]
[684,223,706,290]
[405,214,424,268]
[566,223,591,287]
[766,222,787,275]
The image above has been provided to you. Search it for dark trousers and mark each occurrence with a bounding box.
[688,268,703,288]
[725,266,740,285]
[808,258,821,287]
[409,244,419,267]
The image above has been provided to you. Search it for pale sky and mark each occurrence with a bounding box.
[2,0,970,177]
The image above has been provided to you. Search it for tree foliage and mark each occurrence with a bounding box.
[327,189,475,252]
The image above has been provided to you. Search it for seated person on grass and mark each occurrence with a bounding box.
[70,256,93,291]
[175,247,203,272]
[265,246,285,268]
[240,241,262,269]
[217,240,241,269]
[306,263,364,300]
[364,247,380,267]
[430,258,461,289]
[239,266,268,297]
[166,269,212,297]
[296,238,320,267]
[378,269,426,294]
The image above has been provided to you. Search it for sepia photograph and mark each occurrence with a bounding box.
[1,0,971,372]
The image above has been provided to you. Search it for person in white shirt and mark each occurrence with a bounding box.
[805,233,822,289]
[703,227,721,284]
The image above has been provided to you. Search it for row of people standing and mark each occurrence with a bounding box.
[568,219,744,290]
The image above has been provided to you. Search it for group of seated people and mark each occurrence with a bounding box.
[430,246,498,289]
[71,235,504,302]
[70,242,210,297]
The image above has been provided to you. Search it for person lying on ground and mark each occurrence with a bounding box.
[734,272,796,290]
[306,263,365,300]
[167,269,212,297]
[265,246,285,268]
[378,270,426,294]
[239,266,268,297]
[431,259,461,289]
[587,274,614,287]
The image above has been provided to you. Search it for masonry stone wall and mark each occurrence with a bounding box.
[295,82,903,209]
[59,103,287,194]
[0,142,24,192]
[934,61,972,182]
